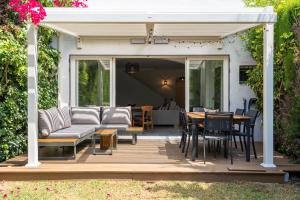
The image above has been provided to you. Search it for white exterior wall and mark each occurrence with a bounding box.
[58,34,263,141]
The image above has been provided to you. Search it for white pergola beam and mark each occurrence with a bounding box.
[43,8,276,24]
[261,22,275,168]
[26,24,40,168]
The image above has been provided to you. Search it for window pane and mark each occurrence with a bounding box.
[77,60,110,106]
[189,60,223,110]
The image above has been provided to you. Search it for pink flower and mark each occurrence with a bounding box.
[9,0,47,25]
[9,0,88,25]
[71,0,88,8]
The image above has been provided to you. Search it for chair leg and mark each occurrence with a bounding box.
[233,136,237,149]
[239,136,244,152]
[208,140,211,153]
[203,139,206,164]
[179,132,184,148]
[243,136,247,151]
[223,140,228,159]
[181,134,186,153]
[230,135,233,164]
[251,136,257,159]
[185,134,191,157]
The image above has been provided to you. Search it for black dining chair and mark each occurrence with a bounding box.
[233,108,245,151]
[203,112,234,164]
[233,110,259,158]
[179,111,192,157]
[192,107,205,112]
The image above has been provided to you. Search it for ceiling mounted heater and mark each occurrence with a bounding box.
[125,63,140,74]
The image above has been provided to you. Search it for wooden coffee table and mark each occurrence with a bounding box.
[92,129,117,155]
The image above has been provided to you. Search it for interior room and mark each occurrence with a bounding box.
[116,58,185,134]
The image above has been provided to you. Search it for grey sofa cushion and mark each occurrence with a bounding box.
[71,107,100,125]
[99,124,129,131]
[38,110,53,137]
[58,107,72,128]
[48,125,96,139]
[101,107,131,125]
[45,107,64,132]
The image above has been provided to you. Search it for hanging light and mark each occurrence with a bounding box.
[125,63,139,74]
[178,76,185,81]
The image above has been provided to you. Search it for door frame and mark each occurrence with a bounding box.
[70,56,115,107]
[69,55,229,111]
[185,56,229,112]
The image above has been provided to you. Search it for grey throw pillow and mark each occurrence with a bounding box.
[71,107,100,125]
[102,107,132,125]
[38,110,52,138]
[58,107,72,128]
[45,107,64,132]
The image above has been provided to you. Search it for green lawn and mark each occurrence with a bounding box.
[0,180,299,200]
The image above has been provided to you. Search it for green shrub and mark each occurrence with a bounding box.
[243,0,300,161]
[0,4,60,161]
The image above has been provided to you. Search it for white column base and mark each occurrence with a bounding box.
[260,163,276,168]
[25,162,41,168]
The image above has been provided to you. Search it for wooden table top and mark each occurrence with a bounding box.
[187,112,251,122]
[95,129,117,135]
[127,127,144,132]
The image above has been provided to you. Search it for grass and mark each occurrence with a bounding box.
[0,180,299,200]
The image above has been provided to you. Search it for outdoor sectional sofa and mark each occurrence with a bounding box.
[38,106,136,159]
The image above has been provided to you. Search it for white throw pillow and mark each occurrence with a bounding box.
[102,107,132,125]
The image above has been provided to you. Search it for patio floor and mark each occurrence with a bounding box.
[1,136,298,182]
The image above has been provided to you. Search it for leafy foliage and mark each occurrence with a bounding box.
[242,0,300,161]
[0,4,60,161]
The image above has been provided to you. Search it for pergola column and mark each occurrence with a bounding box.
[26,24,40,168]
[261,21,276,168]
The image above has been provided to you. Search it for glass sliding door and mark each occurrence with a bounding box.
[76,59,111,106]
[189,59,224,111]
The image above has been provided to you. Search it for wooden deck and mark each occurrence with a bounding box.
[1,139,298,182]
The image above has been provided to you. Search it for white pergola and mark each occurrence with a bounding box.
[26,1,277,168]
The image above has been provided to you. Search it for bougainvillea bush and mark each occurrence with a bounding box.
[243,0,300,161]
[8,0,87,25]
[0,0,86,161]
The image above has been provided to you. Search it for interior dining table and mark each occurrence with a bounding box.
[186,112,252,162]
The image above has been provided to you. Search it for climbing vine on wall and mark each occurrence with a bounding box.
[0,1,60,161]
[243,0,300,161]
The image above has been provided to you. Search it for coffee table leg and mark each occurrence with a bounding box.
[132,134,137,145]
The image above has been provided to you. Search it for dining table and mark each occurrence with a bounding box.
[186,112,252,162]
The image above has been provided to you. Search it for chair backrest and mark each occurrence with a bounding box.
[235,108,245,116]
[180,111,189,132]
[192,107,205,112]
[245,110,259,126]
[204,112,233,132]
[141,105,153,119]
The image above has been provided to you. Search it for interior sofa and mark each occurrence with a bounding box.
[152,110,180,127]
[38,106,135,159]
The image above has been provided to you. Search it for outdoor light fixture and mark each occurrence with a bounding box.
[125,63,139,74]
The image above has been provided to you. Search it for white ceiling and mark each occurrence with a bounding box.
[43,23,259,38]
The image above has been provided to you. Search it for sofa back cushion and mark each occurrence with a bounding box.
[71,107,100,125]
[58,106,72,128]
[38,107,64,138]
[38,110,53,138]
[101,107,132,125]
[46,107,65,131]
